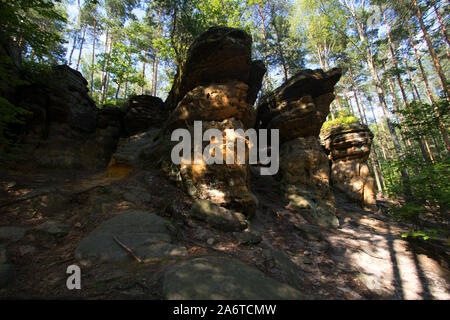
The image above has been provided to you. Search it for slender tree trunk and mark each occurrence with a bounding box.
[153,56,158,96]
[408,30,450,153]
[68,31,78,66]
[115,82,121,104]
[91,20,96,93]
[76,26,87,71]
[433,2,450,58]
[348,66,365,124]
[102,36,113,104]
[271,15,288,82]
[404,57,421,101]
[151,58,155,95]
[258,4,269,91]
[99,30,110,105]
[383,10,409,108]
[412,0,449,99]
[142,60,146,95]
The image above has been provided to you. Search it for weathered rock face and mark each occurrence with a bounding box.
[123,95,166,136]
[165,27,260,111]
[320,123,376,206]
[160,27,265,218]
[256,68,341,143]
[175,118,256,217]
[166,80,256,130]
[15,65,123,169]
[257,68,342,228]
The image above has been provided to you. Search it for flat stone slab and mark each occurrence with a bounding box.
[191,200,248,232]
[75,210,187,265]
[0,226,27,242]
[36,220,70,237]
[0,245,14,288]
[163,256,305,300]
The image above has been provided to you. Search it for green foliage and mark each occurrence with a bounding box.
[0,0,67,63]
[320,115,359,134]
[387,154,449,230]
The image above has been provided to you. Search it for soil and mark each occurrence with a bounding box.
[0,166,449,299]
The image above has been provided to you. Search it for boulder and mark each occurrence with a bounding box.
[0,245,14,288]
[279,136,330,188]
[252,69,342,227]
[123,95,166,136]
[75,210,187,266]
[165,27,254,110]
[191,199,248,232]
[166,81,256,130]
[162,27,264,218]
[256,68,341,142]
[177,119,257,217]
[16,65,124,169]
[0,226,27,242]
[163,256,305,299]
[320,123,376,206]
[36,220,70,237]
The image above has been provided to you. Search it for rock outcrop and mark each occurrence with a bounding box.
[256,68,342,142]
[123,95,166,136]
[159,27,266,218]
[163,256,304,300]
[256,69,342,228]
[75,210,187,266]
[320,122,376,206]
[165,27,265,111]
[15,65,123,169]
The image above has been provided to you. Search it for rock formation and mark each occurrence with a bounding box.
[256,69,342,228]
[16,65,123,169]
[160,27,266,218]
[320,122,376,206]
[123,95,166,136]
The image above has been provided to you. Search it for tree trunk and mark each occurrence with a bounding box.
[76,26,86,71]
[91,19,96,93]
[408,29,450,153]
[142,58,146,95]
[433,1,450,59]
[115,82,121,104]
[99,30,109,105]
[153,56,158,96]
[258,4,269,91]
[412,0,448,99]
[68,30,78,66]
[101,36,113,104]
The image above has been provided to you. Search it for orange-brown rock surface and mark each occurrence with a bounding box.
[320,123,376,206]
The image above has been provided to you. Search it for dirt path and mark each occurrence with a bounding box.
[0,168,448,299]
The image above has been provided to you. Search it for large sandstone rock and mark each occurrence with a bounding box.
[278,137,338,227]
[16,66,124,169]
[177,119,257,217]
[256,68,341,142]
[256,68,342,227]
[165,27,255,110]
[279,136,330,188]
[123,95,166,136]
[160,27,264,218]
[166,80,256,130]
[163,256,305,299]
[321,123,376,206]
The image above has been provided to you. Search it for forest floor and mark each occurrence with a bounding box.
[0,165,449,299]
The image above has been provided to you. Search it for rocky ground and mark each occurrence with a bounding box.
[0,165,448,299]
